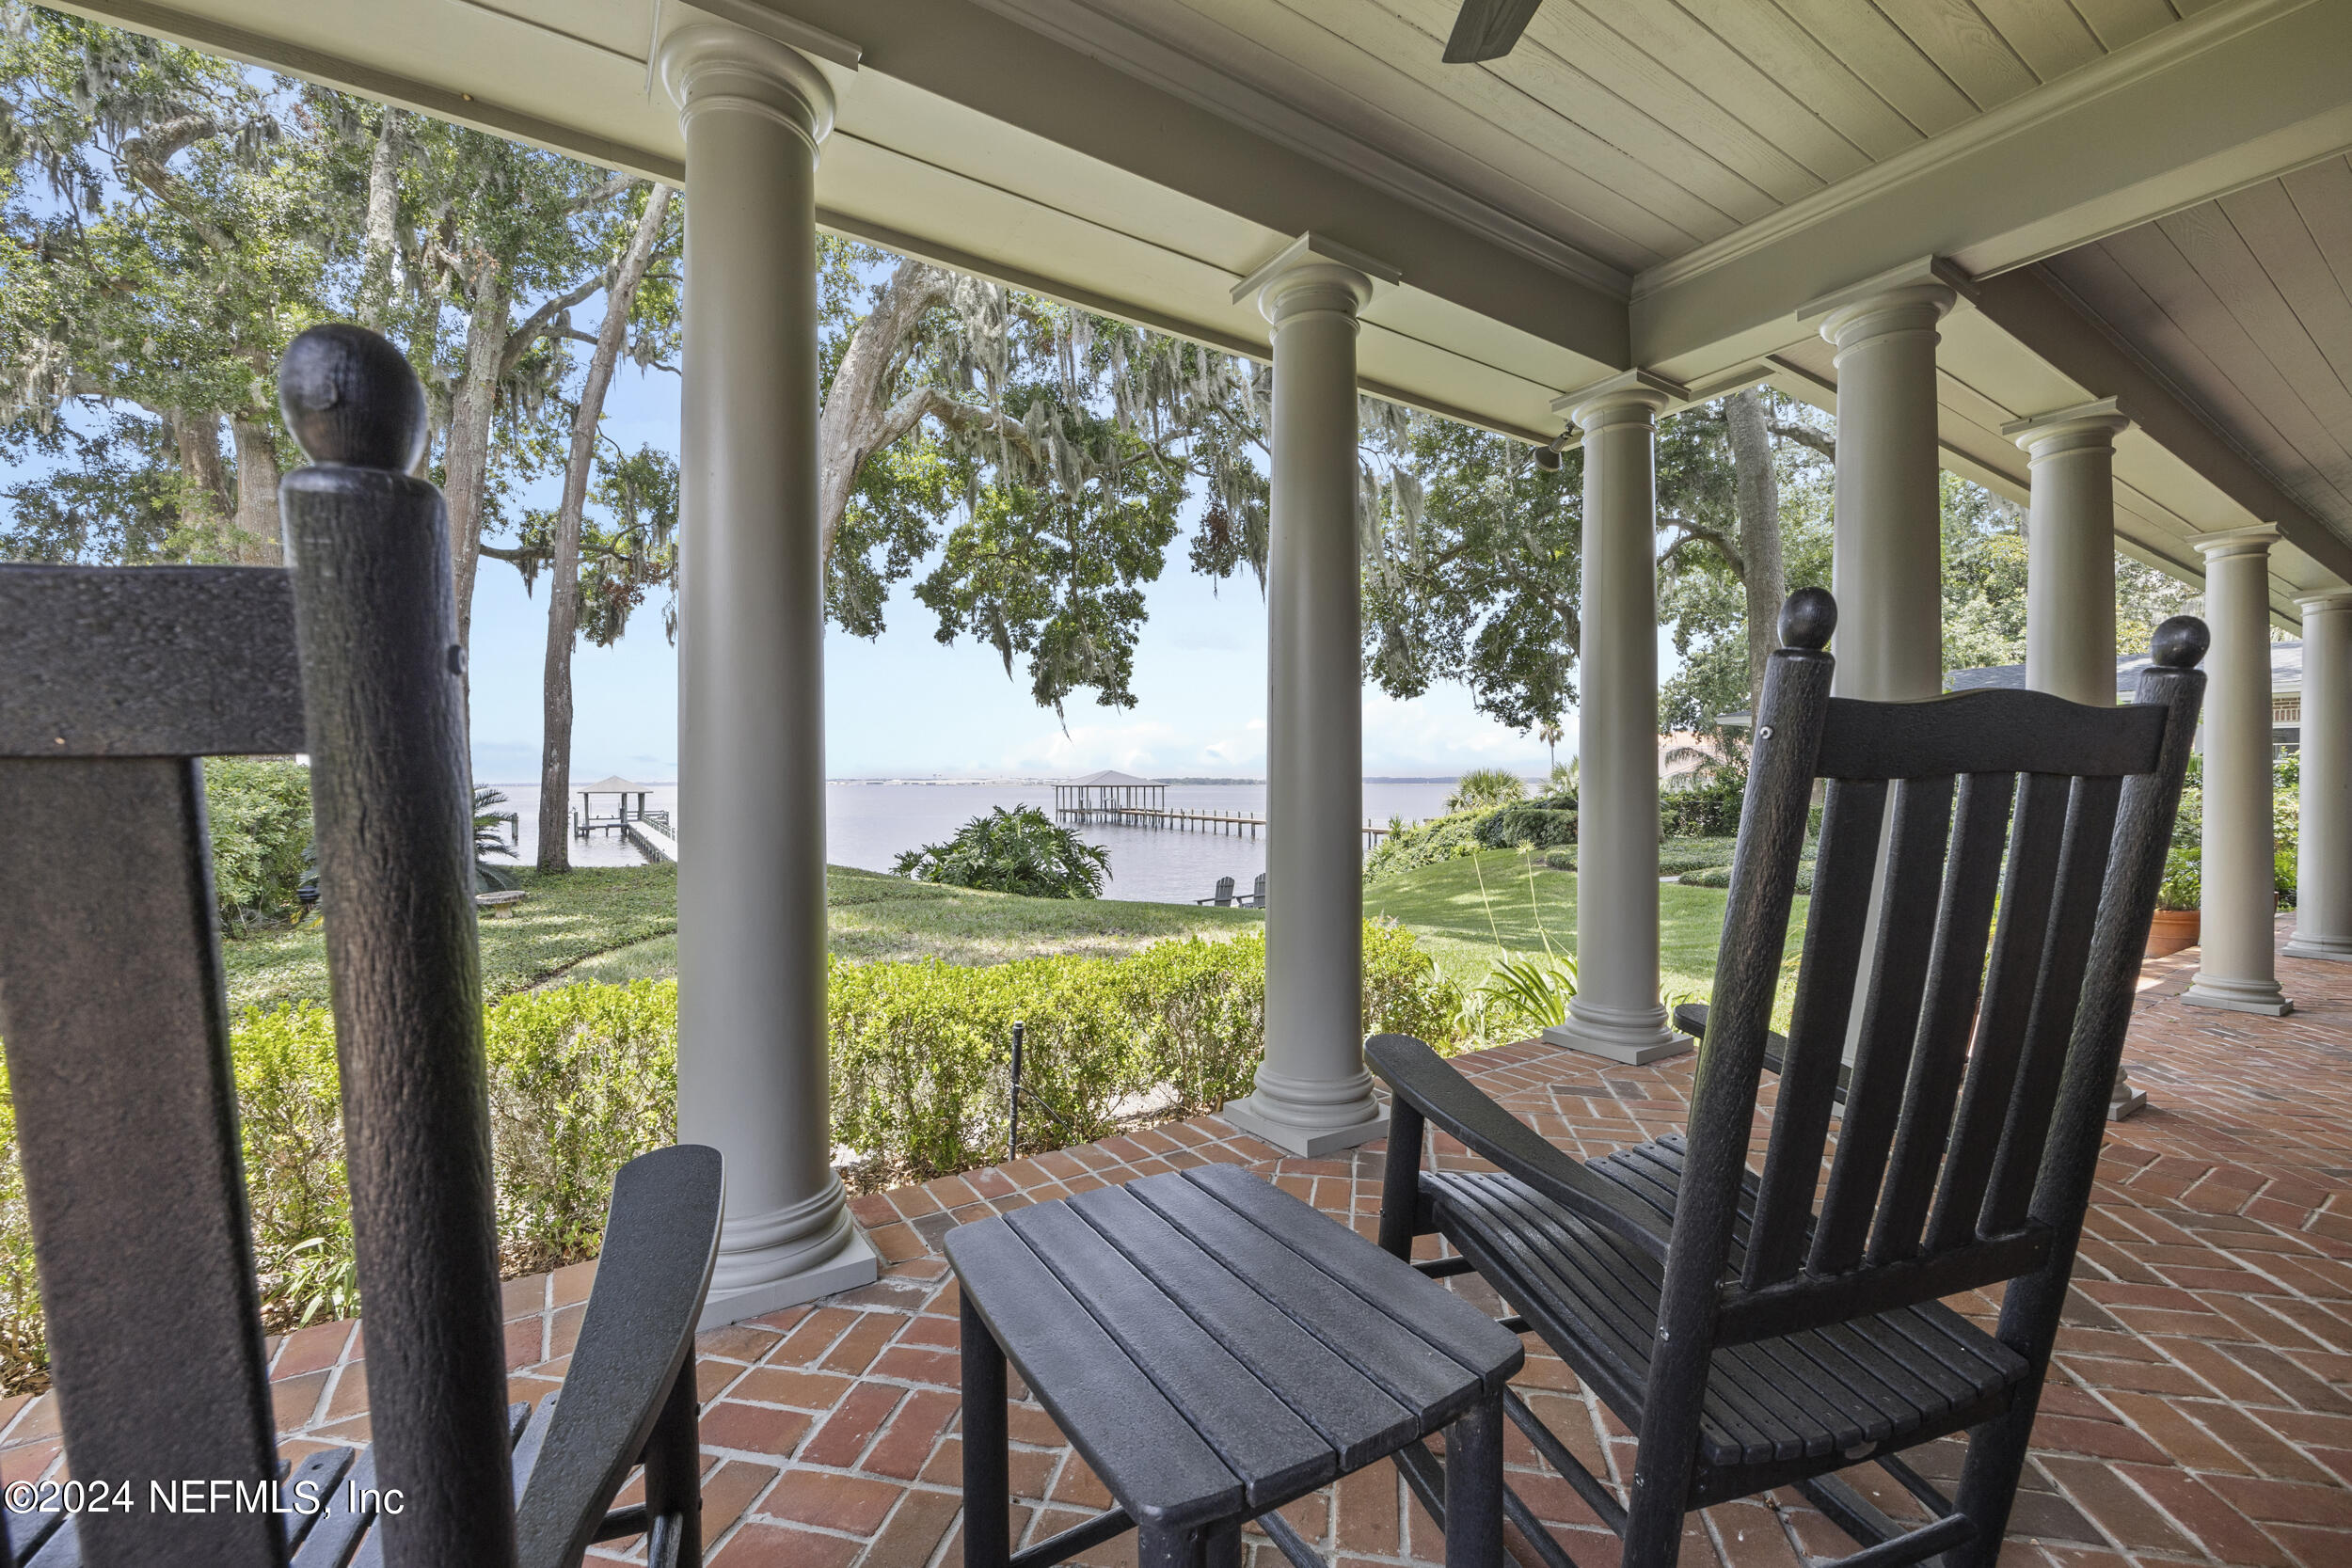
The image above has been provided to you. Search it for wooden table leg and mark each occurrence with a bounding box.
[1444,1390,1505,1568]
[1139,1524,1201,1568]
[1201,1518,1241,1568]
[961,1296,1011,1568]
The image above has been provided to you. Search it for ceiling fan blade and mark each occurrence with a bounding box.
[1442,0,1543,63]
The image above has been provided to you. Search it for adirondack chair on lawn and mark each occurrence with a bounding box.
[1370,589,2208,1568]
[0,326,722,1568]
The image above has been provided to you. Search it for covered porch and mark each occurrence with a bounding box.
[49,0,2352,1322]
[70,922,2336,1568]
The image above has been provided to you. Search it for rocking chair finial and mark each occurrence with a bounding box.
[1780,585,1836,651]
[278,322,428,472]
[2152,613,2210,669]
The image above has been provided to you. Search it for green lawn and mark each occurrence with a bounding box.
[222,848,1787,1014]
[1365,846,1804,1000]
[564,866,1262,988]
[221,863,686,1011]
[223,863,1263,1009]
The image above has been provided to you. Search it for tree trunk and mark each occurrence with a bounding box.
[1724,389,1785,719]
[815,258,953,562]
[539,185,671,874]
[442,264,510,656]
[172,410,232,537]
[229,415,282,563]
[355,108,405,331]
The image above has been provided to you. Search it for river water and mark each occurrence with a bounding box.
[482,779,1465,904]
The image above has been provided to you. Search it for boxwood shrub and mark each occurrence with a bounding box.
[0,922,1459,1389]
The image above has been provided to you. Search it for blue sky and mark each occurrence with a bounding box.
[465,358,1605,784]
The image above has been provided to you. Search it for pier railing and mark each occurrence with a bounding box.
[1056,800,1419,852]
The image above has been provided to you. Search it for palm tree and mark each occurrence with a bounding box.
[1538,720,1563,774]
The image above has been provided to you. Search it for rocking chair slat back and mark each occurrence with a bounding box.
[1741,777,1882,1291]
[1920,771,2073,1256]
[1978,772,2123,1238]
[1678,595,2206,1350]
[1808,771,1956,1276]
[1867,772,2014,1265]
[0,754,289,1568]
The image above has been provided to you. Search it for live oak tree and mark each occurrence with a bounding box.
[1353,407,1583,734]
[0,10,335,564]
[528,183,674,872]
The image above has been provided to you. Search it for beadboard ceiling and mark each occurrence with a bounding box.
[1014,0,2219,278]
[2042,158,2352,559]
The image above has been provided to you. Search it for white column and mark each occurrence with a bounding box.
[2008,399,2146,1117]
[2184,527,2293,1017]
[2010,399,2127,705]
[1818,276,1958,701]
[1543,371,1692,1066]
[1813,269,1956,1076]
[1221,235,1397,1158]
[2284,591,2352,962]
[661,24,876,1324]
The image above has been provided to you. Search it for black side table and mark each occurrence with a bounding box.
[946,1163,1525,1568]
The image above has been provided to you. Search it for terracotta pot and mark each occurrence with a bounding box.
[2146,908,2200,958]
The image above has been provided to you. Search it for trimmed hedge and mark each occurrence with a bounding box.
[834,921,1456,1178]
[0,923,1459,1389]
[1659,770,1746,838]
[1368,798,1577,881]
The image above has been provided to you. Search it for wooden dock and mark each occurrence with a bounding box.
[1055,803,1405,848]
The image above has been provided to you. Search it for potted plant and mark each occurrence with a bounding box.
[2149,841,2201,957]
[2145,756,2203,958]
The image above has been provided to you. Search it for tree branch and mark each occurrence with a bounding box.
[499,271,607,379]
[562,173,637,215]
[1768,420,1836,460]
[1660,514,1743,577]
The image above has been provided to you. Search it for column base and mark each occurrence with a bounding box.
[2107,1086,2149,1121]
[2180,974,2294,1017]
[1219,1094,1390,1158]
[2282,933,2352,962]
[698,1223,880,1332]
[1541,1001,1693,1066]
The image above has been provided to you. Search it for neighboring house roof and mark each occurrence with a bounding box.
[1947,641,2304,697]
[1065,769,1157,787]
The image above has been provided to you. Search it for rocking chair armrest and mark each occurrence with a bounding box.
[1366,1034,1669,1261]
[514,1144,723,1568]
[1675,1003,1797,1076]
[1677,1004,1847,1101]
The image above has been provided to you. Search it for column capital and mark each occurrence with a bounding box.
[2191,523,2282,561]
[1232,232,1400,325]
[1804,256,1968,348]
[2296,589,2352,612]
[1552,368,1687,433]
[659,22,835,146]
[2002,396,2131,455]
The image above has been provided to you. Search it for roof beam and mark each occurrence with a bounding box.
[1631,0,2352,377]
[1971,264,2352,590]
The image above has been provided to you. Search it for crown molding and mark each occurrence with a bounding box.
[665,0,861,70]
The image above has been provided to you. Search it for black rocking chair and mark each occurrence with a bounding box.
[1371,588,2207,1568]
[0,325,722,1568]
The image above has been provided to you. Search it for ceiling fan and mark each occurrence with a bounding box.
[1442,0,1543,62]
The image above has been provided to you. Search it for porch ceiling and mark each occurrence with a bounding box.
[2042,164,2352,570]
[49,0,2352,602]
[1008,0,2213,278]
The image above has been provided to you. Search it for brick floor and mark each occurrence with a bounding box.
[14,920,2351,1565]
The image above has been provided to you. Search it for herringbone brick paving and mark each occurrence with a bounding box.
[9,922,2349,1566]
